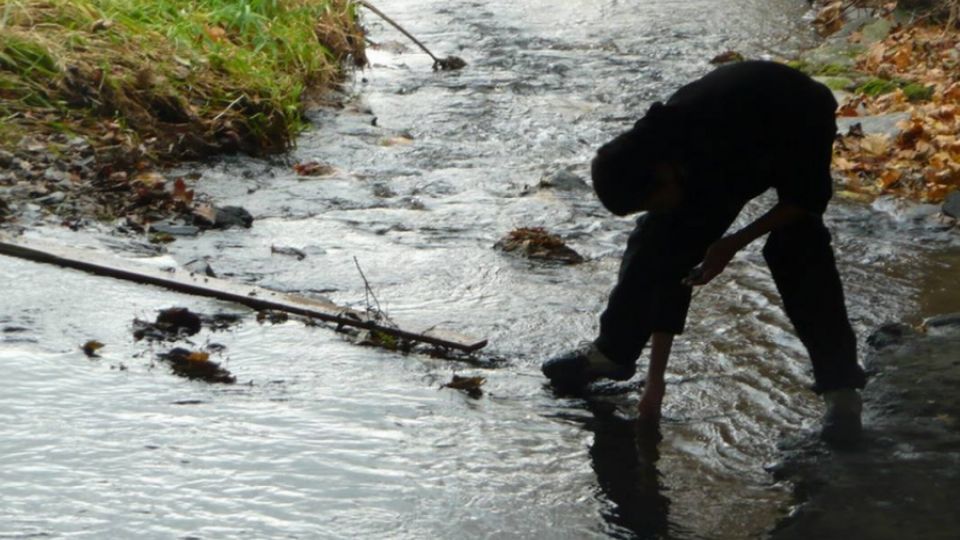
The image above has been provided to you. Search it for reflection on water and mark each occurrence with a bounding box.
[586,406,671,539]
[3,0,960,538]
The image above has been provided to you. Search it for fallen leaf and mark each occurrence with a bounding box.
[814,2,844,37]
[860,133,891,156]
[442,375,486,398]
[877,168,902,189]
[293,161,335,176]
[82,340,105,357]
[172,177,193,204]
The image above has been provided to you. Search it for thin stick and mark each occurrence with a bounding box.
[352,255,393,326]
[212,95,245,124]
[356,0,441,63]
[0,237,488,352]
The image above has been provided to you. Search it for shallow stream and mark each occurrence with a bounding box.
[3,1,960,538]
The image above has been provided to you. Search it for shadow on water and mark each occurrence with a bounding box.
[588,409,672,539]
[549,391,678,540]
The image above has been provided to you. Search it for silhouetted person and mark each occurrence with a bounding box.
[542,61,865,443]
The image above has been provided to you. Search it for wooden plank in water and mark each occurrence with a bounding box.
[0,237,487,353]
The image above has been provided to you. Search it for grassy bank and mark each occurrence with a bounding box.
[0,0,365,164]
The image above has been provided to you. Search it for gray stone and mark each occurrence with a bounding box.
[923,312,960,336]
[150,221,200,236]
[539,169,589,191]
[214,206,253,229]
[0,150,14,168]
[43,167,69,183]
[836,112,911,138]
[801,41,863,70]
[860,18,893,44]
[942,190,960,219]
[35,192,66,205]
[866,322,916,349]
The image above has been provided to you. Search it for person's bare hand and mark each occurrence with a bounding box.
[683,235,740,286]
[637,379,665,424]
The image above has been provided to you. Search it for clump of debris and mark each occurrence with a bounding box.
[133,307,242,341]
[441,374,486,399]
[131,307,242,384]
[157,347,236,384]
[495,227,584,264]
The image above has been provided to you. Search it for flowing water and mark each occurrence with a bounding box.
[3,1,960,538]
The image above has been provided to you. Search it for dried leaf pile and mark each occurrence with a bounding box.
[818,3,960,201]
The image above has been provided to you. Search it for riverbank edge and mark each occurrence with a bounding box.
[0,0,365,229]
[793,2,960,216]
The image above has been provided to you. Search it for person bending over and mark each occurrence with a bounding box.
[542,61,866,442]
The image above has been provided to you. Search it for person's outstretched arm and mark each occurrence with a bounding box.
[684,202,807,286]
[638,332,674,422]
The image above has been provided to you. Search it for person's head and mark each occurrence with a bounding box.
[591,102,684,216]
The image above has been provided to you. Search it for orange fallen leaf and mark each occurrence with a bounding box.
[172,178,193,205]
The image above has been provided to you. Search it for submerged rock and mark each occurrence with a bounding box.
[193,204,254,230]
[133,307,202,341]
[157,347,235,384]
[922,312,960,335]
[539,169,589,191]
[150,220,200,236]
[942,191,960,219]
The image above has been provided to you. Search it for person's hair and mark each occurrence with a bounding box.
[591,102,679,216]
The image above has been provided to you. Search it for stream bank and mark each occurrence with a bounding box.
[0,0,364,226]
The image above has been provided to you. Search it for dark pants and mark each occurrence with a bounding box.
[594,207,866,394]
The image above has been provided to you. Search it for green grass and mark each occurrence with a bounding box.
[857,77,935,101]
[0,0,364,160]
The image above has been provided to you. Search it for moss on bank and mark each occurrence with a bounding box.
[0,0,365,165]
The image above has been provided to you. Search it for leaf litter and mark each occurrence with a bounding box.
[813,1,960,202]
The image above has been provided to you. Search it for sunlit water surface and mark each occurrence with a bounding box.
[3,1,960,538]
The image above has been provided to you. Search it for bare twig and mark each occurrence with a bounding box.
[356,0,466,70]
[352,255,395,326]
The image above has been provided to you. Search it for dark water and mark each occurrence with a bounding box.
[2,1,960,538]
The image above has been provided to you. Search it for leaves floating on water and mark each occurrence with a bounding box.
[709,50,745,64]
[293,161,336,177]
[81,340,104,358]
[157,347,236,384]
[495,227,584,264]
[442,375,486,399]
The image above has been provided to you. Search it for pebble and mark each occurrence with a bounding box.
[942,191,960,219]
[150,221,200,236]
[36,192,66,205]
[43,167,70,183]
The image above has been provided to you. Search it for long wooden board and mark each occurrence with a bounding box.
[0,237,487,353]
